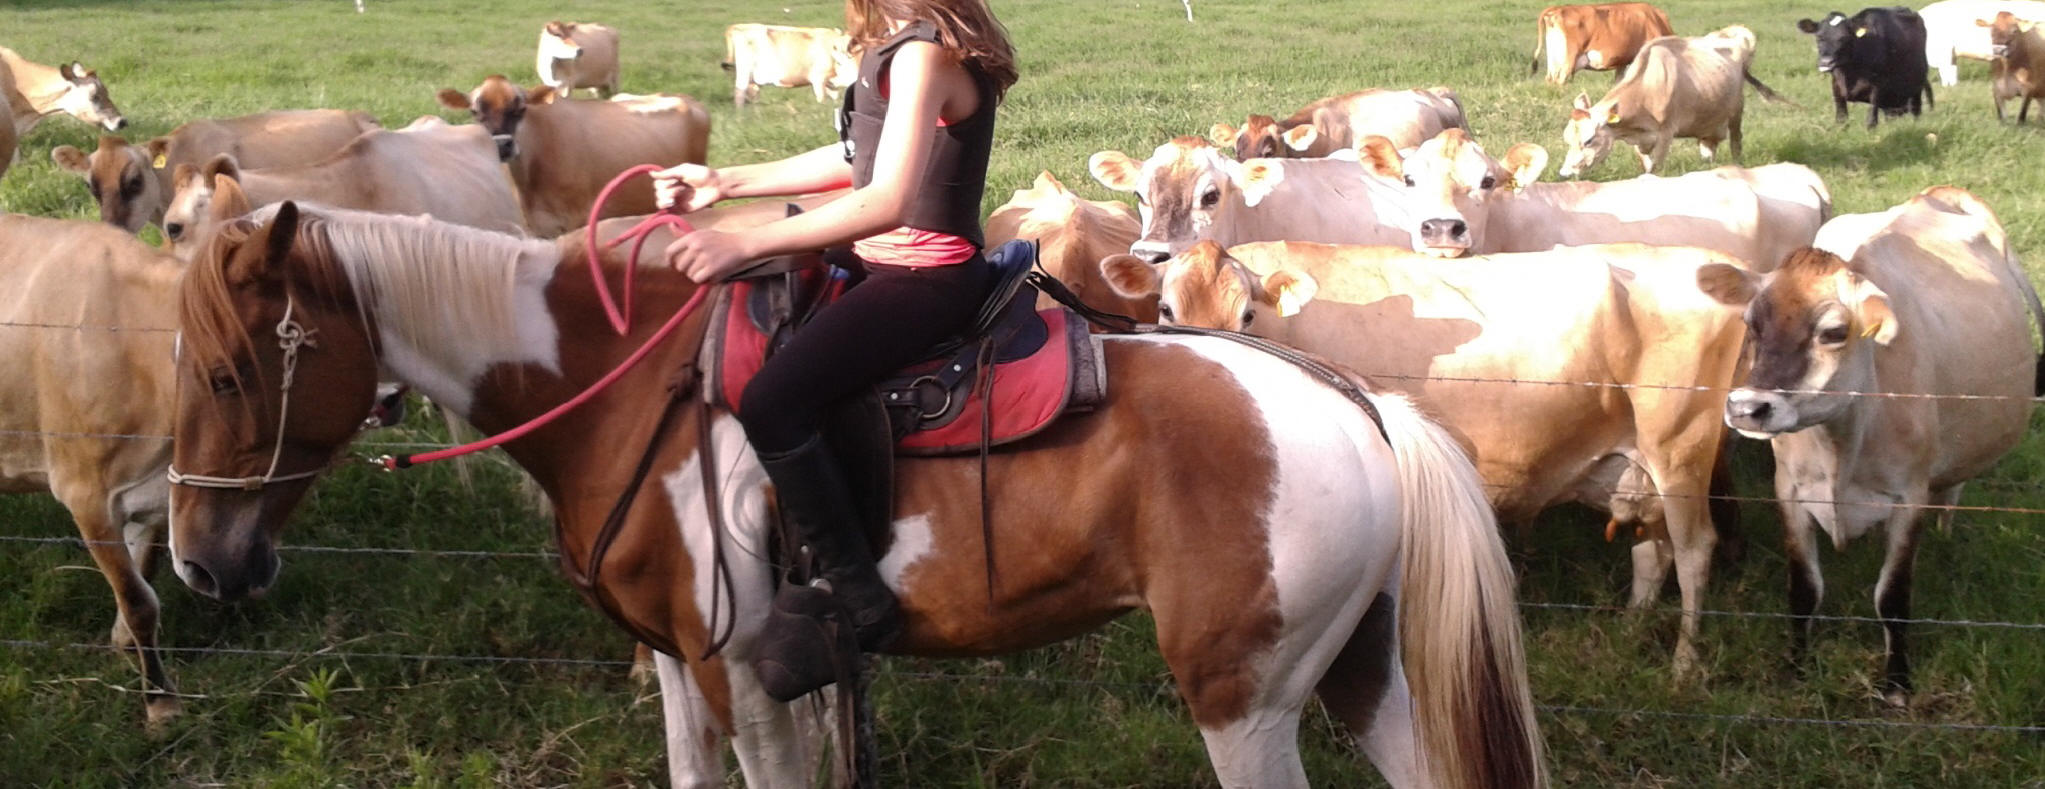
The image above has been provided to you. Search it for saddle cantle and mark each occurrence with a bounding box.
[700,239,1108,456]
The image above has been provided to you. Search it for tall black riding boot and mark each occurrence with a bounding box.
[751,433,903,702]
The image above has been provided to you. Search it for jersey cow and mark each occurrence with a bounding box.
[1981,10,2045,122]
[160,117,523,257]
[1920,0,2045,84]
[1088,137,1409,263]
[1210,87,1468,158]
[986,171,1149,319]
[437,76,710,237]
[1797,8,1935,128]
[537,21,620,99]
[52,110,380,233]
[1361,129,1830,269]
[1,45,125,181]
[722,23,857,106]
[0,214,188,723]
[1697,187,2043,704]
[1529,3,1677,84]
[1559,25,1794,176]
[1103,240,1748,674]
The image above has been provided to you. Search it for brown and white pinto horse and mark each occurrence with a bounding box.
[164,203,1544,788]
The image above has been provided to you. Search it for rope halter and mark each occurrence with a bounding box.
[166,296,329,490]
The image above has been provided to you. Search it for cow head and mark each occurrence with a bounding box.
[1359,129,1547,258]
[1979,11,2035,58]
[1098,241,1314,331]
[50,61,126,131]
[826,34,860,90]
[51,135,168,232]
[1558,92,1627,177]
[1697,248,1894,438]
[1796,12,1862,73]
[162,155,245,258]
[1209,115,1318,160]
[437,75,537,161]
[1091,137,1279,263]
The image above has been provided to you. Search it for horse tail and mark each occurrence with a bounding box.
[1374,392,1546,789]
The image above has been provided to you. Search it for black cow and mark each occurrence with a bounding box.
[1796,8,1934,128]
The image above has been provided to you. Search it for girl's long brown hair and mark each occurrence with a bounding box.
[846,0,1018,101]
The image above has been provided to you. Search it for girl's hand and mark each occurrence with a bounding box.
[665,229,756,283]
[651,163,724,213]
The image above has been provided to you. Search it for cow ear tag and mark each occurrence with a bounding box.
[1860,320,1883,338]
[153,152,168,168]
[1606,108,1622,125]
[1855,27,1868,37]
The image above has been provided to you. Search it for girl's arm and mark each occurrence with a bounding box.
[654,144,852,211]
[667,40,961,281]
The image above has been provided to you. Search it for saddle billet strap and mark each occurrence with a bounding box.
[974,335,999,609]
[570,365,695,662]
[1026,270,1140,333]
[1143,324,1393,446]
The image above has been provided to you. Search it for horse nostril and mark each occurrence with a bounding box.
[182,559,218,598]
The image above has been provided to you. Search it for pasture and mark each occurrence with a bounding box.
[3,0,2044,784]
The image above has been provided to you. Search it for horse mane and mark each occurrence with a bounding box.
[179,204,556,386]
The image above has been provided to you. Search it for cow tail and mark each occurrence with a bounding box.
[1745,70,1803,109]
[721,32,736,71]
[1529,15,1546,75]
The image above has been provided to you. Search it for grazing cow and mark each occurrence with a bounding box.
[52,109,380,233]
[1361,129,1830,269]
[0,90,14,182]
[1087,137,1409,262]
[722,23,858,106]
[1980,11,2045,122]
[1529,3,1677,84]
[1797,8,1935,128]
[986,171,1150,319]
[0,212,193,723]
[437,77,710,237]
[1102,240,1748,673]
[1559,26,1794,176]
[1210,87,1468,158]
[1920,0,2045,84]
[160,117,523,256]
[537,21,620,99]
[1696,187,2044,704]
[1,46,125,140]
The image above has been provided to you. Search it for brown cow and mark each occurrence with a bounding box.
[438,77,710,237]
[1,45,125,137]
[1558,25,1793,176]
[986,171,1148,319]
[1529,3,1677,84]
[52,110,380,233]
[1981,11,2045,122]
[1210,87,1468,158]
[537,20,620,99]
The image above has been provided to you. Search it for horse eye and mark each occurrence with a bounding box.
[209,370,239,394]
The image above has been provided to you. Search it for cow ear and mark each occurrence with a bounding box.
[201,154,240,184]
[1098,254,1161,299]
[1033,171,1066,195]
[1851,278,1898,345]
[61,62,90,81]
[1260,270,1319,317]
[1358,135,1404,180]
[146,137,172,168]
[1854,27,1868,38]
[436,88,472,111]
[1796,18,1820,34]
[1088,150,1141,192]
[1695,262,1758,307]
[1572,92,1592,112]
[210,175,253,223]
[51,145,89,173]
[1282,124,1319,151]
[1239,160,1283,207]
[1501,143,1548,190]
[529,85,559,105]
[1977,17,1994,27]
[1208,122,1238,149]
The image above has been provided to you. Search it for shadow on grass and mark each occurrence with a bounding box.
[1770,121,1945,173]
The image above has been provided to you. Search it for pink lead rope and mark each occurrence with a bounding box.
[379,165,702,470]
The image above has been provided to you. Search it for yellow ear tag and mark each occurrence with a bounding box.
[1860,320,1882,338]
[1605,107,1622,125]
[1855,27,1868,37]
[152,152,167,168]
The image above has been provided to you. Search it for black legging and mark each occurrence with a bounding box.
[737,254,994,454]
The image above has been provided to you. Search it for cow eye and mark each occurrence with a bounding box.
[1199,189,1220,209]
[1480,175,1498,190]
[1817,325,1849,345]
[1158,304,1176,324]
[121,177,143,197]
[1403,175,1416,187]
[1240,310,1255,328]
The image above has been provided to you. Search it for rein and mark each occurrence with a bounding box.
[167,296,330,490]
[377,165,699,470]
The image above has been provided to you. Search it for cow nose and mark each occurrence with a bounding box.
[1420,218,1467,241]
[111,117,127,131]
[1728,397,1771,423]
[1129,241,1173,265]
[164,222,184,240]
[492,134,517,161]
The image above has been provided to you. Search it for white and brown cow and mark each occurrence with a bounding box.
[1210,87,1468,158]
[52,110,380,233]
[160,117,523,257]
[1981,10,2045,123]
[537,20,620,99]
[1,45,125,138]
[1103,239,1749,674]
[438,76,710,237]
[1697,187,2043,705]
[722,23,857,106]
[987,170,1148,320]
[1362,129,1829,268]
[1559,25,1793,176]
[1529,2,1678,84]
[1088,137,1409,262]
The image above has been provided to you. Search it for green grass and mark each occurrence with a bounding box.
[5,0,2045,785]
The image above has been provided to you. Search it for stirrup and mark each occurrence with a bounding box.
[752,585,861,702]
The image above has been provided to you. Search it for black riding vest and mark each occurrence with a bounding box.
[837,21,997,248]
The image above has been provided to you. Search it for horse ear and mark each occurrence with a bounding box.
[230,202,300,283]
[210,175,252,223]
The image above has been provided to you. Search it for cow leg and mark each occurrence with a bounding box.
[1865,89,1882,130]
[1728,109,1744,162]
[1628,535,1674,607]
[1637,133,1670,174]
[1875,494,1933,707]
[58,482,178,723]
[1315,593,1424,787]
[2022,97,2033,125]
[1833,89,1849,125]
[1996,92,2007,123]
[1780,499,1825,677]
[656,652,729,789]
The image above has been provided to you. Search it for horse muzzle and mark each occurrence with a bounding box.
[175,537,281,602]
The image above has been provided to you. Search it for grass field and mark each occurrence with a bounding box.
[5,0,2045,785]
